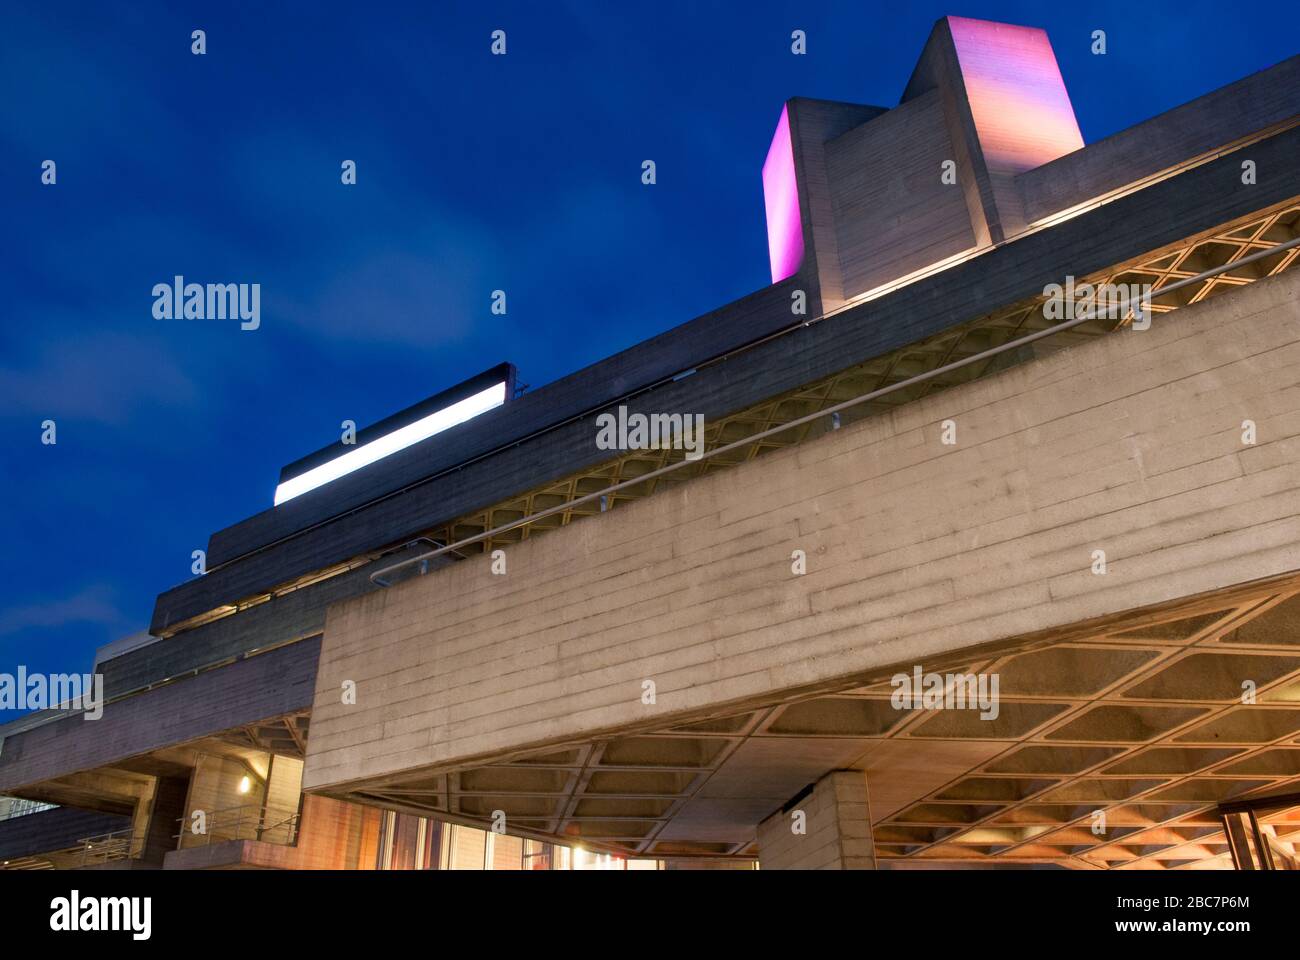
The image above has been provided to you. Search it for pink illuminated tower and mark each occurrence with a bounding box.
[762,104,804,283]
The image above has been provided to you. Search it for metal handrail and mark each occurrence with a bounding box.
[175,803,300,847]
[74,827,143,866]
[371,234,1300,587]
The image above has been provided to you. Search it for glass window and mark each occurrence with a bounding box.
[421,819,445,869]
[448,824,488,870]
[374,813,662,870]
[490,833,523,870]
[522,839,553,870]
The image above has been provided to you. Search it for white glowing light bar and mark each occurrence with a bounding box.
[273,380,507,506]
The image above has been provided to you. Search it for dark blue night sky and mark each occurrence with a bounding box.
[2,2,1296,684]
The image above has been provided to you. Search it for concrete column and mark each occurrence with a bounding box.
[757,770,876,870]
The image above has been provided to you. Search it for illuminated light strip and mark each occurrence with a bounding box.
[1023,118,1300,234]
[273,381,507,506]
[829,245,990,314]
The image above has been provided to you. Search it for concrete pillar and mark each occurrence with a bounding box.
[757,770,876,870]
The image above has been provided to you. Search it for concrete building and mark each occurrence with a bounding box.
[3,16,1300,870]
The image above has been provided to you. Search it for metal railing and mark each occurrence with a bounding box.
[72,827,144,867]
[175,804,301,848]
[371,234,1300,587]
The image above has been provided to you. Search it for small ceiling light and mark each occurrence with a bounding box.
[238,776,252,795]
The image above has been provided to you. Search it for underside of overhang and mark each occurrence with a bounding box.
[6,711,308,810]
[318,576,1300,869]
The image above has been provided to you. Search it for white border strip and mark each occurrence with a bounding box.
[274,381,507,505]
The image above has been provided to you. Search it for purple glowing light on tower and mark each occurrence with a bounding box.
[946,16,1084,172]
[762,104,804,283]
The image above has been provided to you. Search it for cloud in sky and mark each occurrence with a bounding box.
[0,584,127,638]
[0,331,198,426]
